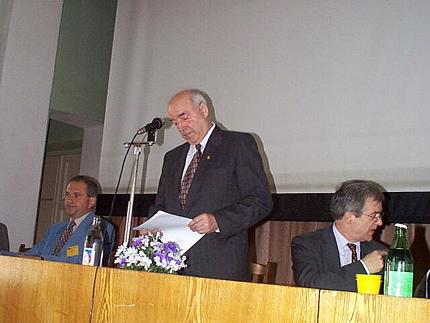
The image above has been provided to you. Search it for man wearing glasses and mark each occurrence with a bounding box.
[25,175,115,265]
[291,179,388,292]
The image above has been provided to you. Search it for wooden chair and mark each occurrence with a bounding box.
[250,262,277,284]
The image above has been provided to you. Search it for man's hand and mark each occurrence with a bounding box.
[188,213,218,234]
[361,250,388,273]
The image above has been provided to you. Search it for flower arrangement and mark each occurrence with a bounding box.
[114,231,187,274]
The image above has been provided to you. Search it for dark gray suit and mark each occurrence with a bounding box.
[150,126,273,281]
[0,223,9,252]
[414,270,429,298]
[291,225,387,291]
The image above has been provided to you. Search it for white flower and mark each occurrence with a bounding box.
[114,233,187,273]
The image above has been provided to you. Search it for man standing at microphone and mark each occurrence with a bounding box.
[147,89,272,281]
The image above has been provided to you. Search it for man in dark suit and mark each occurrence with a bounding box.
[148,89,273,281]
[0,223,9,252]
[414,269,430,298]
[291,180,388,291]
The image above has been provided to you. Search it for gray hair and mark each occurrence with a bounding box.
[330,179,385,220]
[68,175,101,197]
[187,89,208,108]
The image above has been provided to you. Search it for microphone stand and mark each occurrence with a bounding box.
[426,267,430,298]
[122,130,156,246]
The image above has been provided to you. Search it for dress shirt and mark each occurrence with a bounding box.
[181,122,216,179]
[332,224,370,273]
[71,212,90,232]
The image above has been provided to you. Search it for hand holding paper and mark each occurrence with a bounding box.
[188,213,218,234]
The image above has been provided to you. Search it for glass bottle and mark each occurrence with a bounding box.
[383,223,414,297]
[82,216,104,266]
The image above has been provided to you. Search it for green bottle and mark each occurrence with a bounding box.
[383,223,414,297]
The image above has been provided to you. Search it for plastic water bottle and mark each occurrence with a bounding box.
[383,223,414,297]
[82,216,104,266]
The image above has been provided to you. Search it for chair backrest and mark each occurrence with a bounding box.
[0,223,10,252]
[18,244,31,253]
[250,262,277,284]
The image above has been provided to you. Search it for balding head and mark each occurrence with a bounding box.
[168,89,212,145]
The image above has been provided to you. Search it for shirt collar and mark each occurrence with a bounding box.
[188,122,215,155]
[71,211,91,231]
[332,223,360,253]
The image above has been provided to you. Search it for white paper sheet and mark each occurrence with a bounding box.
[133,211,204,254]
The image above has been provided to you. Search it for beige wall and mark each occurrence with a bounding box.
[100,0,430,194]
[0,0,63,250]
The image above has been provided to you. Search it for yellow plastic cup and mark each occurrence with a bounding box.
[356,274,382,294]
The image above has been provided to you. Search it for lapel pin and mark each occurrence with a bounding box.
[206,156,211,160]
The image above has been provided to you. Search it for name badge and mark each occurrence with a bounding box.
[66,245,79,257]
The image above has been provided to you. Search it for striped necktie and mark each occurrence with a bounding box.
[179,144,202,210]
[53,220,76,256]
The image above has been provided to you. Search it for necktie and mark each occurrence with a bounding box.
[179,144,202,210]
[347,243,358,263]
[53,220,76,256]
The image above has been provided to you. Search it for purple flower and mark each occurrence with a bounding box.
[114,231,186,273]
[154,251,167,260]
[131,237,142,248]
[163,241,178,253]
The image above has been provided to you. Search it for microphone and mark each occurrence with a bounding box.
[137,118,163,134]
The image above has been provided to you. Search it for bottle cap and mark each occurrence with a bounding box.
[395,223,407,229]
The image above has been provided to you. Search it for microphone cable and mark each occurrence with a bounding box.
[107,118,162,222]
[100,131,140,266]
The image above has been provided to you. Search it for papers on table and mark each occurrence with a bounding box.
[133,211,204,254]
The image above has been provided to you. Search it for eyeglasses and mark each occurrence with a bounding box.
[356,211,384,222]
[64,192,90,200]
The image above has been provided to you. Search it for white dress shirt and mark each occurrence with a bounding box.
[332,223,370,273]
[181,122,216,180]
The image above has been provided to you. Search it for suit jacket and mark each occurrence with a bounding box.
[414,269,429,298]
[0,223,9,252]
[291,224,387,291]
[149,126,273,281]
[26,212,115,266]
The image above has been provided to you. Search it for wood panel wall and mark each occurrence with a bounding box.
[92,268,319,323]
[0,257,95,322]
[0,256,429,323]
